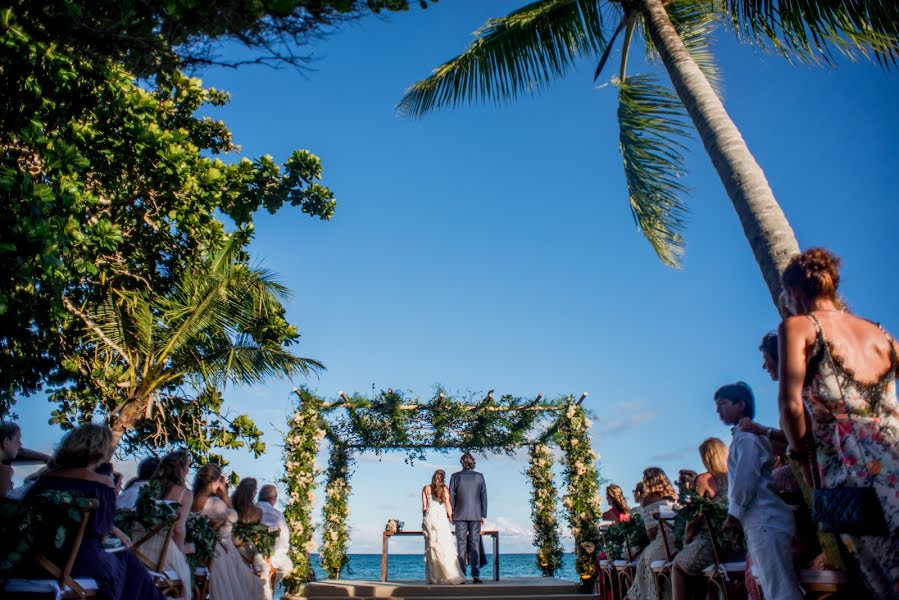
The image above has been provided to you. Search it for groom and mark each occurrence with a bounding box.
[449,452,487,583]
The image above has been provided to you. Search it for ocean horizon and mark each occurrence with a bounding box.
[306,552,580,582]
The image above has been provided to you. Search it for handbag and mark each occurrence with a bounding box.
[806,315,889,537]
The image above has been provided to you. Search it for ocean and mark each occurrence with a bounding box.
[307,552,579,582]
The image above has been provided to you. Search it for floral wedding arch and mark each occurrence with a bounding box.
[280,387,602,590]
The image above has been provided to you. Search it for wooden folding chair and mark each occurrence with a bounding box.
[2,498,100,599]
[798,568,851,599]
[650,511,676,600]
[614,535,638,597]
[130,521,184,598]
[700,510,745,600]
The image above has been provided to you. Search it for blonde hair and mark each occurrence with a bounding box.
[641,467,676,501]
[54,423,113,469]
[699,438,728,485]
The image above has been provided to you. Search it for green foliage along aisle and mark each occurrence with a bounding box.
[557,402,603,582]
[282,388,325,589]
[320,443,354,579]
[526,443,564,577]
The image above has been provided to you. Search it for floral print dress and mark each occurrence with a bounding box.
[804,315,899,598]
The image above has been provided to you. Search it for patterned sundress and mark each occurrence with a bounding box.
[804,314,899,598]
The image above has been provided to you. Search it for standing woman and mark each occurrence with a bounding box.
[421,469,466,585]
[779,247,899,598]
[143,450,194,600]
[192,464,266,600]
[231,478,272,600]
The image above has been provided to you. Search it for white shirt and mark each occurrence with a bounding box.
[257,501,290,557]
[116,480,148,511]
[727,428,795,535]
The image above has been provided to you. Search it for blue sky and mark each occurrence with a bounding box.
[15,2,899,554]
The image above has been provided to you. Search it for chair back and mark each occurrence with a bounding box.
[33,497,99,598]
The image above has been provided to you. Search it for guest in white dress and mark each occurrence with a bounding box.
[231,478,273,600]
[117,456,160,511]
[191,463,267,600]
[139,450,194,600]
[626,467,677,600]
[422,469,466,585]
[256,484,293,589]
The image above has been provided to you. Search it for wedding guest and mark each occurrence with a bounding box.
[716,382,801,600]
[26,424,164,599]
[192,464,266,600]
[779,247,899,597]
[0,421,22,496]
[626,467,677,600]
[117,456,161,510]
[601,484,631,523]
[671,438,729,600]
[676,470,697,497]
[232,478,272,599]
[141,450,194,600]
[257,484,293,589]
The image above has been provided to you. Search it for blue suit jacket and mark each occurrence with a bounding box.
[449,469,487,522]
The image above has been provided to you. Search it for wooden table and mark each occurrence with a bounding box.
[381,529,500,582]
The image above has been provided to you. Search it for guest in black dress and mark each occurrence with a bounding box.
[27,423,163,600]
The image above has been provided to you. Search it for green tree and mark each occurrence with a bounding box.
[51,238,323,459]
[398,0,899,308]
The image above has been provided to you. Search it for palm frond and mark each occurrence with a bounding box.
[722,0,899,66]
[643,0,722,96]
[616,74,691,267]
[398,0,605,117]
[197,338,324,387]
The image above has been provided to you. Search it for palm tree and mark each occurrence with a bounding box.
[398,0,899,308]
[62,238,323,448]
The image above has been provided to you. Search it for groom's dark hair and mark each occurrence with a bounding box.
[460,452,476,470]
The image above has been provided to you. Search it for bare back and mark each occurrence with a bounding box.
[800,311,898,384]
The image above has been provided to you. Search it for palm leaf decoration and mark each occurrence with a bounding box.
[616,74,691,266]
[397,0,606,116]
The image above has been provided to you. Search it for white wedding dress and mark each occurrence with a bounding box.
[422,494,466,584]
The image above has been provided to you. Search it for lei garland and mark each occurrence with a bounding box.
[556,402,603,580]
[282,388,325,589]
[320,443,354,579]
[526,443,564,577]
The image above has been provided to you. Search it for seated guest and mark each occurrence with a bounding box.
[256,484,293,589]
[140,450,194,600]
[26,423,164,600]
[232,478,272,600]
[192,464,267,600]
[676,470,697,497]
[1,421,22,496]
[117,456,161,510]
[671,438,729,600]
[601,484,631,523]
[716,382,802,600]
[626,467,677,600]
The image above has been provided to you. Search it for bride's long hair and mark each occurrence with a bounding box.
[430,469,447,501]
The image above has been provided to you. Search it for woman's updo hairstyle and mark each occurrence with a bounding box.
[782,247,841,302]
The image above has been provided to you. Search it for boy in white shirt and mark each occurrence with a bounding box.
[715,382,802,600]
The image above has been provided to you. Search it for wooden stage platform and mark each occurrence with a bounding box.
[293,577,596,600]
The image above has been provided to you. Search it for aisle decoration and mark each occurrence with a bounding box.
[281,387,325,589]
[233,522,279,558]
[185,512,218,568]
[556,401,603,582]
[526,443,564,576]
[320,443,354,579]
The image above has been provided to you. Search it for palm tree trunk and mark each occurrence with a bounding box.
[638,0,799,312]
[110,397,144,449]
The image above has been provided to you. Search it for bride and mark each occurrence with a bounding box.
[421,469,466,585]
